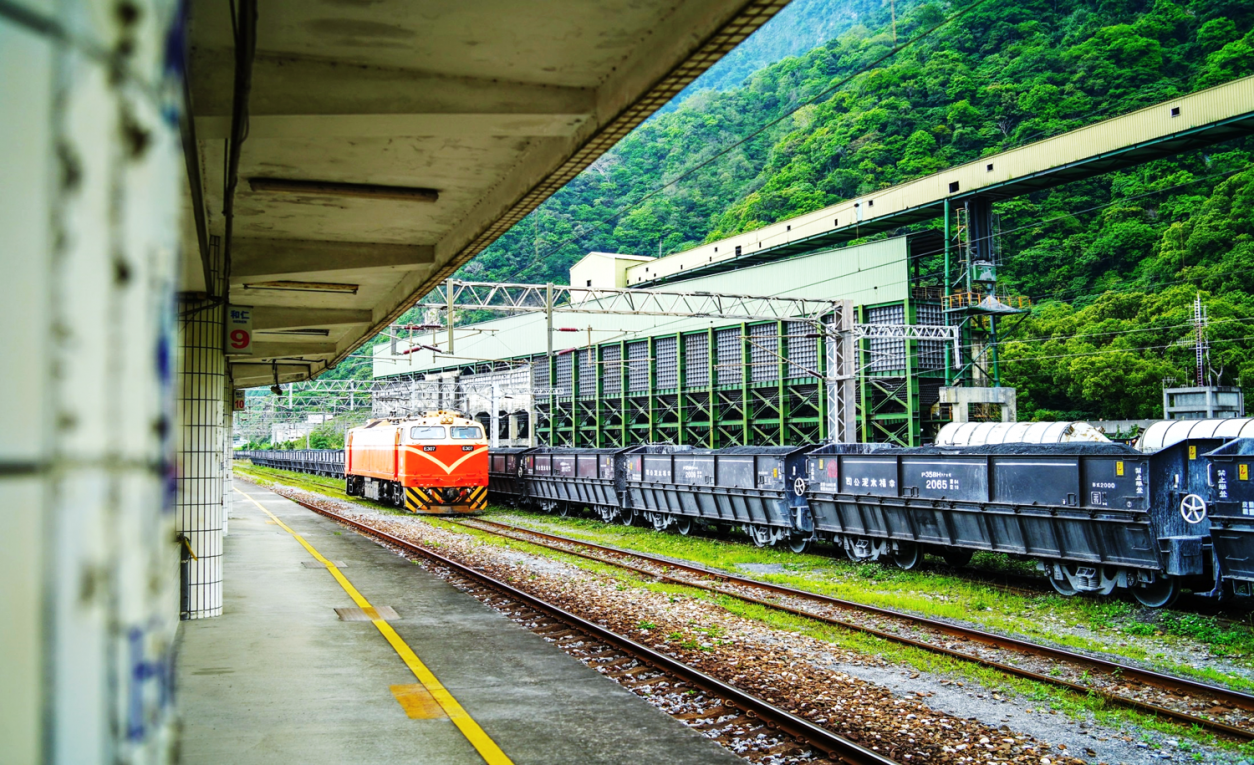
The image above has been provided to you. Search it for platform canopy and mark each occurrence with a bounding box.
[180,0,786,388]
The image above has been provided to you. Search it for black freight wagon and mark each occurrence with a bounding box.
[240,449,345,478]
[1203,438,1254,597]
[522,447,638,522]
[487,447,538,506]
[804,441,1211,607]
[625,445,814,550]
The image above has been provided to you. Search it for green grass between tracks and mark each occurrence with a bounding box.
[488,512,1254,688]
[233,461,1254,756]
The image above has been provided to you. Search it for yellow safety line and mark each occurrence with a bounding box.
[234,489,513,765]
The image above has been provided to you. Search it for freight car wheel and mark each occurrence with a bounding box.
[892,542,921,571]
[787,535,811,554]
[747,525,773,548]
[1133,576,1182,609]
[675,517,693,536]
[620,509,635,526]
[1049,572,1078,598]
[558,504,573,518]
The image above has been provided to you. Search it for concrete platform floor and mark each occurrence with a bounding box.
[176,482,740,764]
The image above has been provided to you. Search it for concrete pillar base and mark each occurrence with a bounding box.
[940,386,1017,424]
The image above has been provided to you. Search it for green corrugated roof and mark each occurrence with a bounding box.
[374,235,909,378]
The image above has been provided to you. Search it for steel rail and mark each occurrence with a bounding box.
[461,517,1254,741]
[283,496,900,765]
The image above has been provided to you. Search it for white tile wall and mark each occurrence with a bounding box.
[0,2,183,763]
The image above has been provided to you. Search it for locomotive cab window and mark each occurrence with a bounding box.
[410,426,446,440]
[451,426,483,439]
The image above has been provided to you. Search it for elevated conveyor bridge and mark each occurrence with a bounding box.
[631,75,1254,286]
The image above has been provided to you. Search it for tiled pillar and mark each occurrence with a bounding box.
[0,0,184,761]
[223,374,234,537]
[177,294,225,619]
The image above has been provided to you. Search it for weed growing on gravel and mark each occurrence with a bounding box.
[709,596,1240,753]
[491,507,1254,690]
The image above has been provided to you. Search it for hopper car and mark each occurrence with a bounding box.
[486,438,1254,608]
[236,431,1254,607]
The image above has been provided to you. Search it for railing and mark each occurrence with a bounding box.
[943,291,1031,311]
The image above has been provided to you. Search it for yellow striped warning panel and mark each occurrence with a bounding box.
[235,489,513,765]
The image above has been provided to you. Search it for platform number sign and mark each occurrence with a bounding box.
[233,390,246,411]
[226,306,253,355]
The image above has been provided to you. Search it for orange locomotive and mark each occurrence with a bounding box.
[344,410,489,515]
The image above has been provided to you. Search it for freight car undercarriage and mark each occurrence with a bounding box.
[803,491,1205,607]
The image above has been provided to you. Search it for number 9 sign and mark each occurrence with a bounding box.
[226,306,254,355]
[229,328,250,349]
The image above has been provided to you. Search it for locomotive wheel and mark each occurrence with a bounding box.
[675,517,693,536]
[787,535,811,554]
[1133,576,1182,609]
[892,542,921,571]
[942,549,973,568]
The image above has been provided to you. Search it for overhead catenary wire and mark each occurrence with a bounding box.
[415,155,1253,359]
[527,162,1254,347]
[391,49,1254,384]
[993,332,1254,365]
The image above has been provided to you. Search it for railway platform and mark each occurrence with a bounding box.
[175,482,739,765]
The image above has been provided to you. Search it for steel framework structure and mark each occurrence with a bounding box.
[397,280,960,447]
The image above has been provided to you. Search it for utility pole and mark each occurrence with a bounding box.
[446,277,455,354]
[490,381,500,449]
[546,282,554,447]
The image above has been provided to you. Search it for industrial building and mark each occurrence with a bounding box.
[373,74,1254,449]
[1163,386,1246,420]
[375,233,952,446]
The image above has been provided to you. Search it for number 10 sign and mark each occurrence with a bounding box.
[226,306,254,355]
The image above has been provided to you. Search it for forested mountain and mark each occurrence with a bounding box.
[456,0,1254,421]
[665,0,887,101]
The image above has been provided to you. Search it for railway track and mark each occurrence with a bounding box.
[456,517,1254,742]
[282,494,897,765]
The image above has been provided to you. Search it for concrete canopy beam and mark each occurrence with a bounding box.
[230,238,435,282]
[245,341,339,360]
[192,50,597,139]
[187,0,789,387]
[250,307,373,331]
[230,363,318,387]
